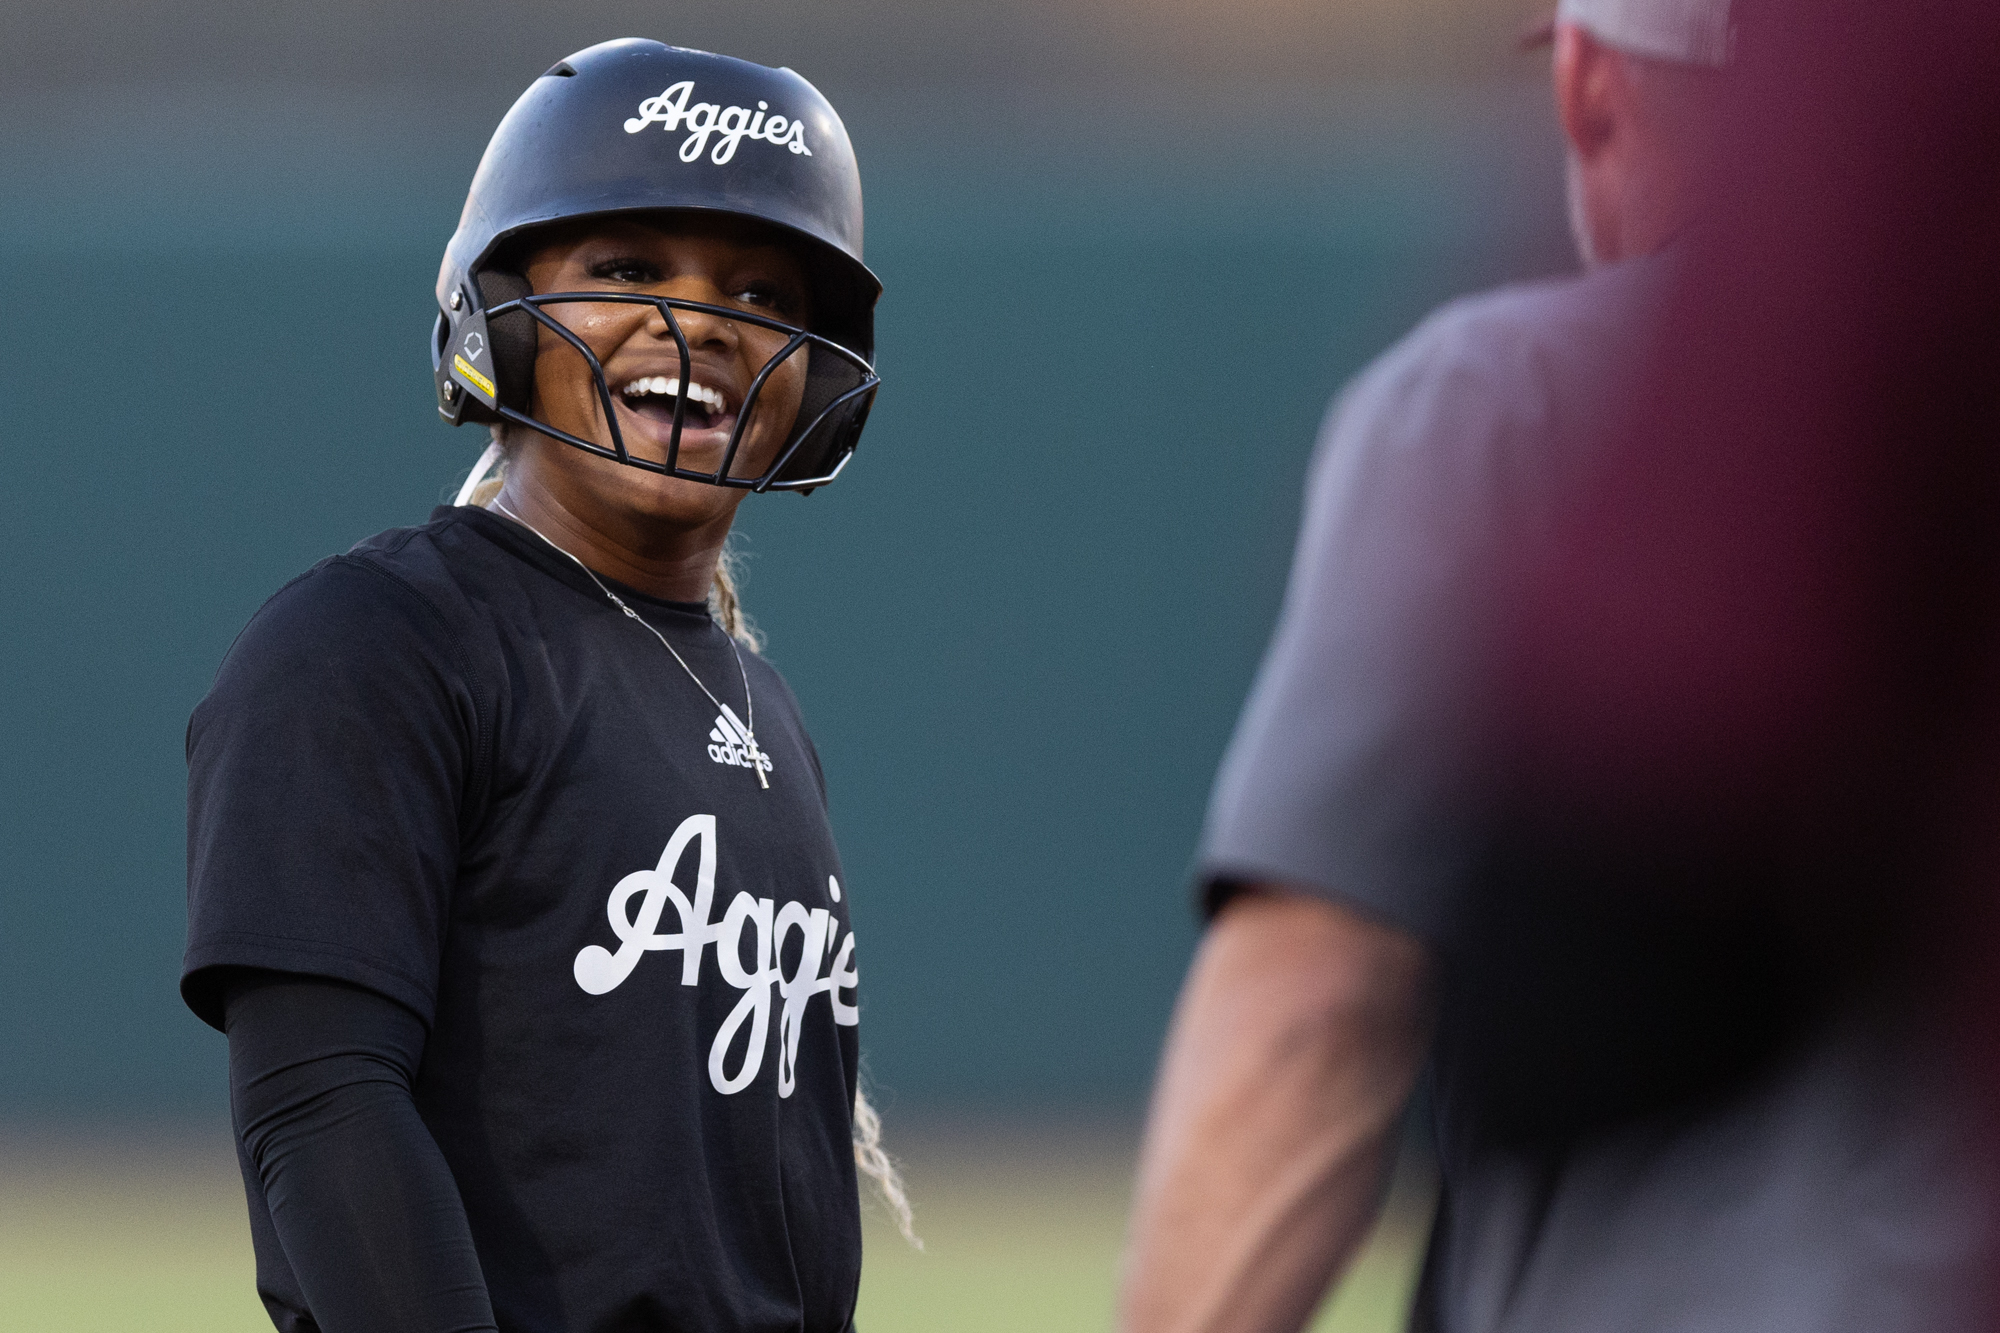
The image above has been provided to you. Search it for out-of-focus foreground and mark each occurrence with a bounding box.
[0,1124,1431,1331]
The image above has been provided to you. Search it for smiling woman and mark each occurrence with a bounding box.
[180,37,905,1333]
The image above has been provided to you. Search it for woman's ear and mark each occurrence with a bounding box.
[477,268,539,413]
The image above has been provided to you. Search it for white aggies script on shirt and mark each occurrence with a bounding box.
[572,813,858,1097]
[623,82,814,164]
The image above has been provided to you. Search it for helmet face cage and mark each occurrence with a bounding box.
[444,289,879,492]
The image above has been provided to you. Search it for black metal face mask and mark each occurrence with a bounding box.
[437,285,877,492]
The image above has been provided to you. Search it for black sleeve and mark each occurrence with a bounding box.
[225,970,497,1333]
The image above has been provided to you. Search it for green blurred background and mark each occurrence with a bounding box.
[0,0,1566,1326]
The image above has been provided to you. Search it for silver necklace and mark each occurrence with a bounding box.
[493,498,769,790]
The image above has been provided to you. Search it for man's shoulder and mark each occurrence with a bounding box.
[1326,259,1663,469]
[1382,260,1655,391]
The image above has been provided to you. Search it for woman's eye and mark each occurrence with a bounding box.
[588,257,661,284]
[736,282,799,315]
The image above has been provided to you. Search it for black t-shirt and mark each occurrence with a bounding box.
[184,505,863,1333]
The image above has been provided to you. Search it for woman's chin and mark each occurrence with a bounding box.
[637,431,743,482]
[529,434,749,532]
[609,465,749,531]
[522,408,787,529]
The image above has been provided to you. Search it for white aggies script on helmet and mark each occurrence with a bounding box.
[624,81,814,164]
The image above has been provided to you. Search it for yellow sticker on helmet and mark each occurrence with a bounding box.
[453,354,497,399]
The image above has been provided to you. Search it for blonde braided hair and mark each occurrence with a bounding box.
[708,542,763,653]
[461,442,918,1246]
[854,1081,920,1248]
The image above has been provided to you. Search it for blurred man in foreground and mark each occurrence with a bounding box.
[1118,0,2000,1329]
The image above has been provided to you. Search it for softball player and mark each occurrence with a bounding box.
[182,40,903,1333]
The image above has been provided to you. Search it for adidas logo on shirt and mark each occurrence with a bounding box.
[707,704,773,776]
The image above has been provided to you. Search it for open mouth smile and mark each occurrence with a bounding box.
[615,374,740,442]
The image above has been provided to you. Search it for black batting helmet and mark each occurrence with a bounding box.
[431,39,882,492]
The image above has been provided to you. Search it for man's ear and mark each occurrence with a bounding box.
[1554,23,1623,163]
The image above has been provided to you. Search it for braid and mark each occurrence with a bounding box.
[709,543,764,653]
[467,473,506,508]
[853,1087,921,1248]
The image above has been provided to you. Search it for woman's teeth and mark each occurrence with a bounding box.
[620,376,726,415]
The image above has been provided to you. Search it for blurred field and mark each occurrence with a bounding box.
[858,1123,1433,1333]
[0,1121,1429,1332]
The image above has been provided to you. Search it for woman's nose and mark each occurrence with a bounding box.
[645,282,739,350]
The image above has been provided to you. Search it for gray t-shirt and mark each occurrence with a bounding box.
[1201,262,1639,938]
[1198,258,1990,1332]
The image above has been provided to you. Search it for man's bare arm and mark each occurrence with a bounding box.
[1118,887,1433,1333]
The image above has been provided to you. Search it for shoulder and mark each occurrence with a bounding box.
[1333,261,1660,454]
[249,507,516,652]
[236,518,469,656]
[336,507,508,623]
[739,648,829,797]
[740,647,812,738]
[197,513,496,727]
[1306,260,1664,523]
[1388,259,1658,381]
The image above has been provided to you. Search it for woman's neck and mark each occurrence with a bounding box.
[489,476,730,605]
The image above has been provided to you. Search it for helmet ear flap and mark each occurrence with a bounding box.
[475,268,537,413]
[771,343,876,488]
